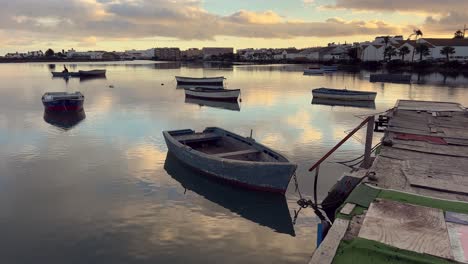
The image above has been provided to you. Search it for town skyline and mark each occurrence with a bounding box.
[1,0,467,54]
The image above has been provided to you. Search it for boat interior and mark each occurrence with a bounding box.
[170,130,284,162]
[43,92,83,100]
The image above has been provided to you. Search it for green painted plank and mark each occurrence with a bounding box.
[332,237,454,264]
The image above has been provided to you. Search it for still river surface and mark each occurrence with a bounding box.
[1,61,468,263]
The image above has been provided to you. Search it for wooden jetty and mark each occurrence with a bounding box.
[309,100,468,264]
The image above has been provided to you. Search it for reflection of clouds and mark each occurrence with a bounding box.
[242,91,279,107]
[286,109,322,142]
[126,143,166,176]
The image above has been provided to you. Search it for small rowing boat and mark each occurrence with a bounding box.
[321,65,338,72]
[304,67,324,75]
[51,72,80,77]
[184,87,240,101]
[78,69,106,77]
[175,76,225,86]
[41,92,84,111]
[163,127,297,194]
[312,88,376,101]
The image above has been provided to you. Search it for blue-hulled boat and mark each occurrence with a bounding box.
[312,88,376,101]
[163,127,297,194]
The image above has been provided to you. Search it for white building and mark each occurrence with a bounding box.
[66,49,105,59]
[125,48,155,59]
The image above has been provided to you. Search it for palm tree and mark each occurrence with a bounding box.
[409,29,423,62]
[440,46,456,61]
[454,30,464,39]
[384,46,397,61]
[415,44,430,61]
[399,46,410,61]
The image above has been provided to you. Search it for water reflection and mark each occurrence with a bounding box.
[311,98,376,109]
[79,76,107,83]
[164,153,295,236]
[176,84,224,90]
[43,109,86,130]
[185,97,241,111]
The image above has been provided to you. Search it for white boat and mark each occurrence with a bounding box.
[312,88,376,101]
[163,127,297,194]
[175,76,225,86]
[176,84,224,90]
[304,67,324,75]
[185,87,240,101]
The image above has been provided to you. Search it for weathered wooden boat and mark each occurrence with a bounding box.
[41,92,84,111]
[175,76,225,86]
[51,72,80,77]
[78,69,106,77]
[43,109,86,130]
[312,88,376,101]
[312,98,376,109]
[176,84,224,90]
[185,97,241,111]
[184,87,240,101]
[304,67,324,75]
[163,127,297,194]
[321,65,338,72]
[164,153,295,236]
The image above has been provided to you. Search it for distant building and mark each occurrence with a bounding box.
[66,49,105,59]
[202,47,234,60]
[273,48,300,60]
[124,49,155,59]
[154,48,181,61]
[5,50,43,58]
[181,48,202,60]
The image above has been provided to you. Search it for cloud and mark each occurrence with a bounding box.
[326,0,467,36]
[0,0,403,47]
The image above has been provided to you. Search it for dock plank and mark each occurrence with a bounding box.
[447,222,468,263]
[309,219,349,264]
[358,199,453,260]
[339,203,356,215]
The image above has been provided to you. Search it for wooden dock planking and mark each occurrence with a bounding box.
[309,218,349,264]
[447,222,468,263]
[339,203,356,215]
[358,199,453,260]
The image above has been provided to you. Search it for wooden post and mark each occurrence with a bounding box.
[362,117,374,169]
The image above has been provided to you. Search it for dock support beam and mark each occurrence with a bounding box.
[362,117,375,169]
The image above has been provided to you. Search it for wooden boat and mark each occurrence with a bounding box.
[164,153,295,236]
[312,98,376,109]
[176,84,224,90]
[304,67,324,75]
[175,76,225,86]
[43,109,86,130]
[51,72,80,77]
[162,127,297,194]
[41,92,84,111]
[78,69,106,77]
[184,87,240,101]
[185,97,241,111]
[312,88,376,101]
[321,65,338,72]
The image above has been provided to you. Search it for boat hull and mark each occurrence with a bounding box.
[42,100,84,111]
[163,128,297,194]
[78,70,106,77]
[312,88,376,101]
[185,97,241,111]
[176,76,224,86]
[321,65,338,72]
[184,88,240,101]
[51,72,80,77]
[304,69,324,74]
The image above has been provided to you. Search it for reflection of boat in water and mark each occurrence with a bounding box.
[79,75,107,82]
[164,153,295,236]
[43,109,86,130]
[312,98,376,109]
[185,97,240,111]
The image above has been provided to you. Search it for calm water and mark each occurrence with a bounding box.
[1,62,468,263]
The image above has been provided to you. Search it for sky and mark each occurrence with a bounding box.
[0,0,466,54]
